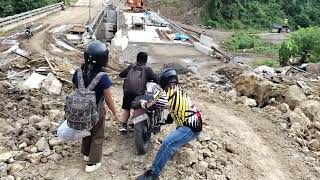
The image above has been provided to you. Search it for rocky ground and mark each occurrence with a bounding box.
[1,1,320,180]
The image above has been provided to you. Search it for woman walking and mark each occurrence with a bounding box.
[72,40,120,172]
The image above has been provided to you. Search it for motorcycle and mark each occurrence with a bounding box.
[130,82,165,155]
[25,27,33,39]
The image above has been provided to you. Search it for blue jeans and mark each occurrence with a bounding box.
[151,126,200,176]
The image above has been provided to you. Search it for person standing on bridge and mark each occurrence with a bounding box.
[72,40,120,172]
[136,68,203,180]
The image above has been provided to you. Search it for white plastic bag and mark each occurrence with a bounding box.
[57,120,91,142]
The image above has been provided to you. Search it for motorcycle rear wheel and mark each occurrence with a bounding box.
[134,120,151,155]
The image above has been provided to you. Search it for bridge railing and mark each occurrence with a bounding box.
[0,2,64,28]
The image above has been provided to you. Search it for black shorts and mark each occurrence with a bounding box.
[122,93,137,110]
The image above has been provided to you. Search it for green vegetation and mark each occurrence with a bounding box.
[279,27,320,65]
[201,0,320,29]
[0,0,63,17]
[252,59,280,68]
[225,32,279,54]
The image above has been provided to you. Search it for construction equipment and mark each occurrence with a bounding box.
[126,0,147,12]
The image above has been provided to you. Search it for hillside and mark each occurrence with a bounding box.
[150,0,320,29]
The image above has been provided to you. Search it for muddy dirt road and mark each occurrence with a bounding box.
[28,0,103,55]
[38,43,318,179]
[0,1,319,180]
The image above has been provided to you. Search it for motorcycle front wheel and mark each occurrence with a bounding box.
[134,120,151,155]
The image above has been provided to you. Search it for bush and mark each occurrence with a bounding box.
[253,59,280,68]
[279,27,320,65]
[225,32,279,53]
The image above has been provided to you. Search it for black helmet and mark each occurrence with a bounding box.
[159,68,178,89]
[84,40,109,66]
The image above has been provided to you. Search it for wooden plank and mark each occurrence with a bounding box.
[155,28,165,41]
[44,56,57,74]
[4,69,29,80]
[11,51,31,60]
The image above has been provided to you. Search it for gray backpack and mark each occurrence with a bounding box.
[65,68,106,130]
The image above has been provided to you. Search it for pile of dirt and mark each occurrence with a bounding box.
[149,0,202,25]
[0,80,72,178]
[199,62,320,156]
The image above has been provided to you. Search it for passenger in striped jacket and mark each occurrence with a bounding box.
[137,68,203,180]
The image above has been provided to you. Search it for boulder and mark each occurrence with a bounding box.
[42,149,51,157]
[41,73,62,95]
[35,138,50,152]
[309,129,320,141]
[18,143,27,150]
[9,162,25,175]
[277,103,290,113]
[47,110,64,121]
[192,161,208,175]
[311,121,320,131]
[238,96,257,107]
[22,72,46,90]
[306,63,320,74]
[0,118,14,134]
[29,147,38,154]
[285,85,307,110]
[48,138,62,147]
[28,115,42,124]
[1,176,14,180]
[234,72,273,107]
[0,81,13,90]
[254,65,276,79]
[0,152,12,163]
[26,153,42,164]
[48,153,62,163]
[298,100,320,121]
[308,139,320,151]
[34,118,51,130]
[175,148,198,166]
[202,148,212,158]
[204,158,217,169]
[0,163,8,177]
[227,89,238,101]
[289,108,312,131]
[289,108,312,125]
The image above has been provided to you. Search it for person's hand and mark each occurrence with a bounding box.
[140,100,148,109]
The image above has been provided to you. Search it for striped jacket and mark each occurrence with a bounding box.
[147,85,202,132]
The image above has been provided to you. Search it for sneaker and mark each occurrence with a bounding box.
[136,169,159,180]
[119,123,128,132]
[85,163,101,173]
[83,156,89,162]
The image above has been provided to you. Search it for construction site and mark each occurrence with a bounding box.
[0,0,320,179]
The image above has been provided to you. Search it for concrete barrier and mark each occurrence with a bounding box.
[200,34,219,49]
[111,36,129,51]
[110,29,128,51]
[194,42,214,56]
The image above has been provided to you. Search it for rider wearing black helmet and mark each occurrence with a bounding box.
[72,40,120,173]
[137,68,203,180]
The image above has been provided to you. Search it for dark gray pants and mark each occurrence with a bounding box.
[81,102,105,164]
